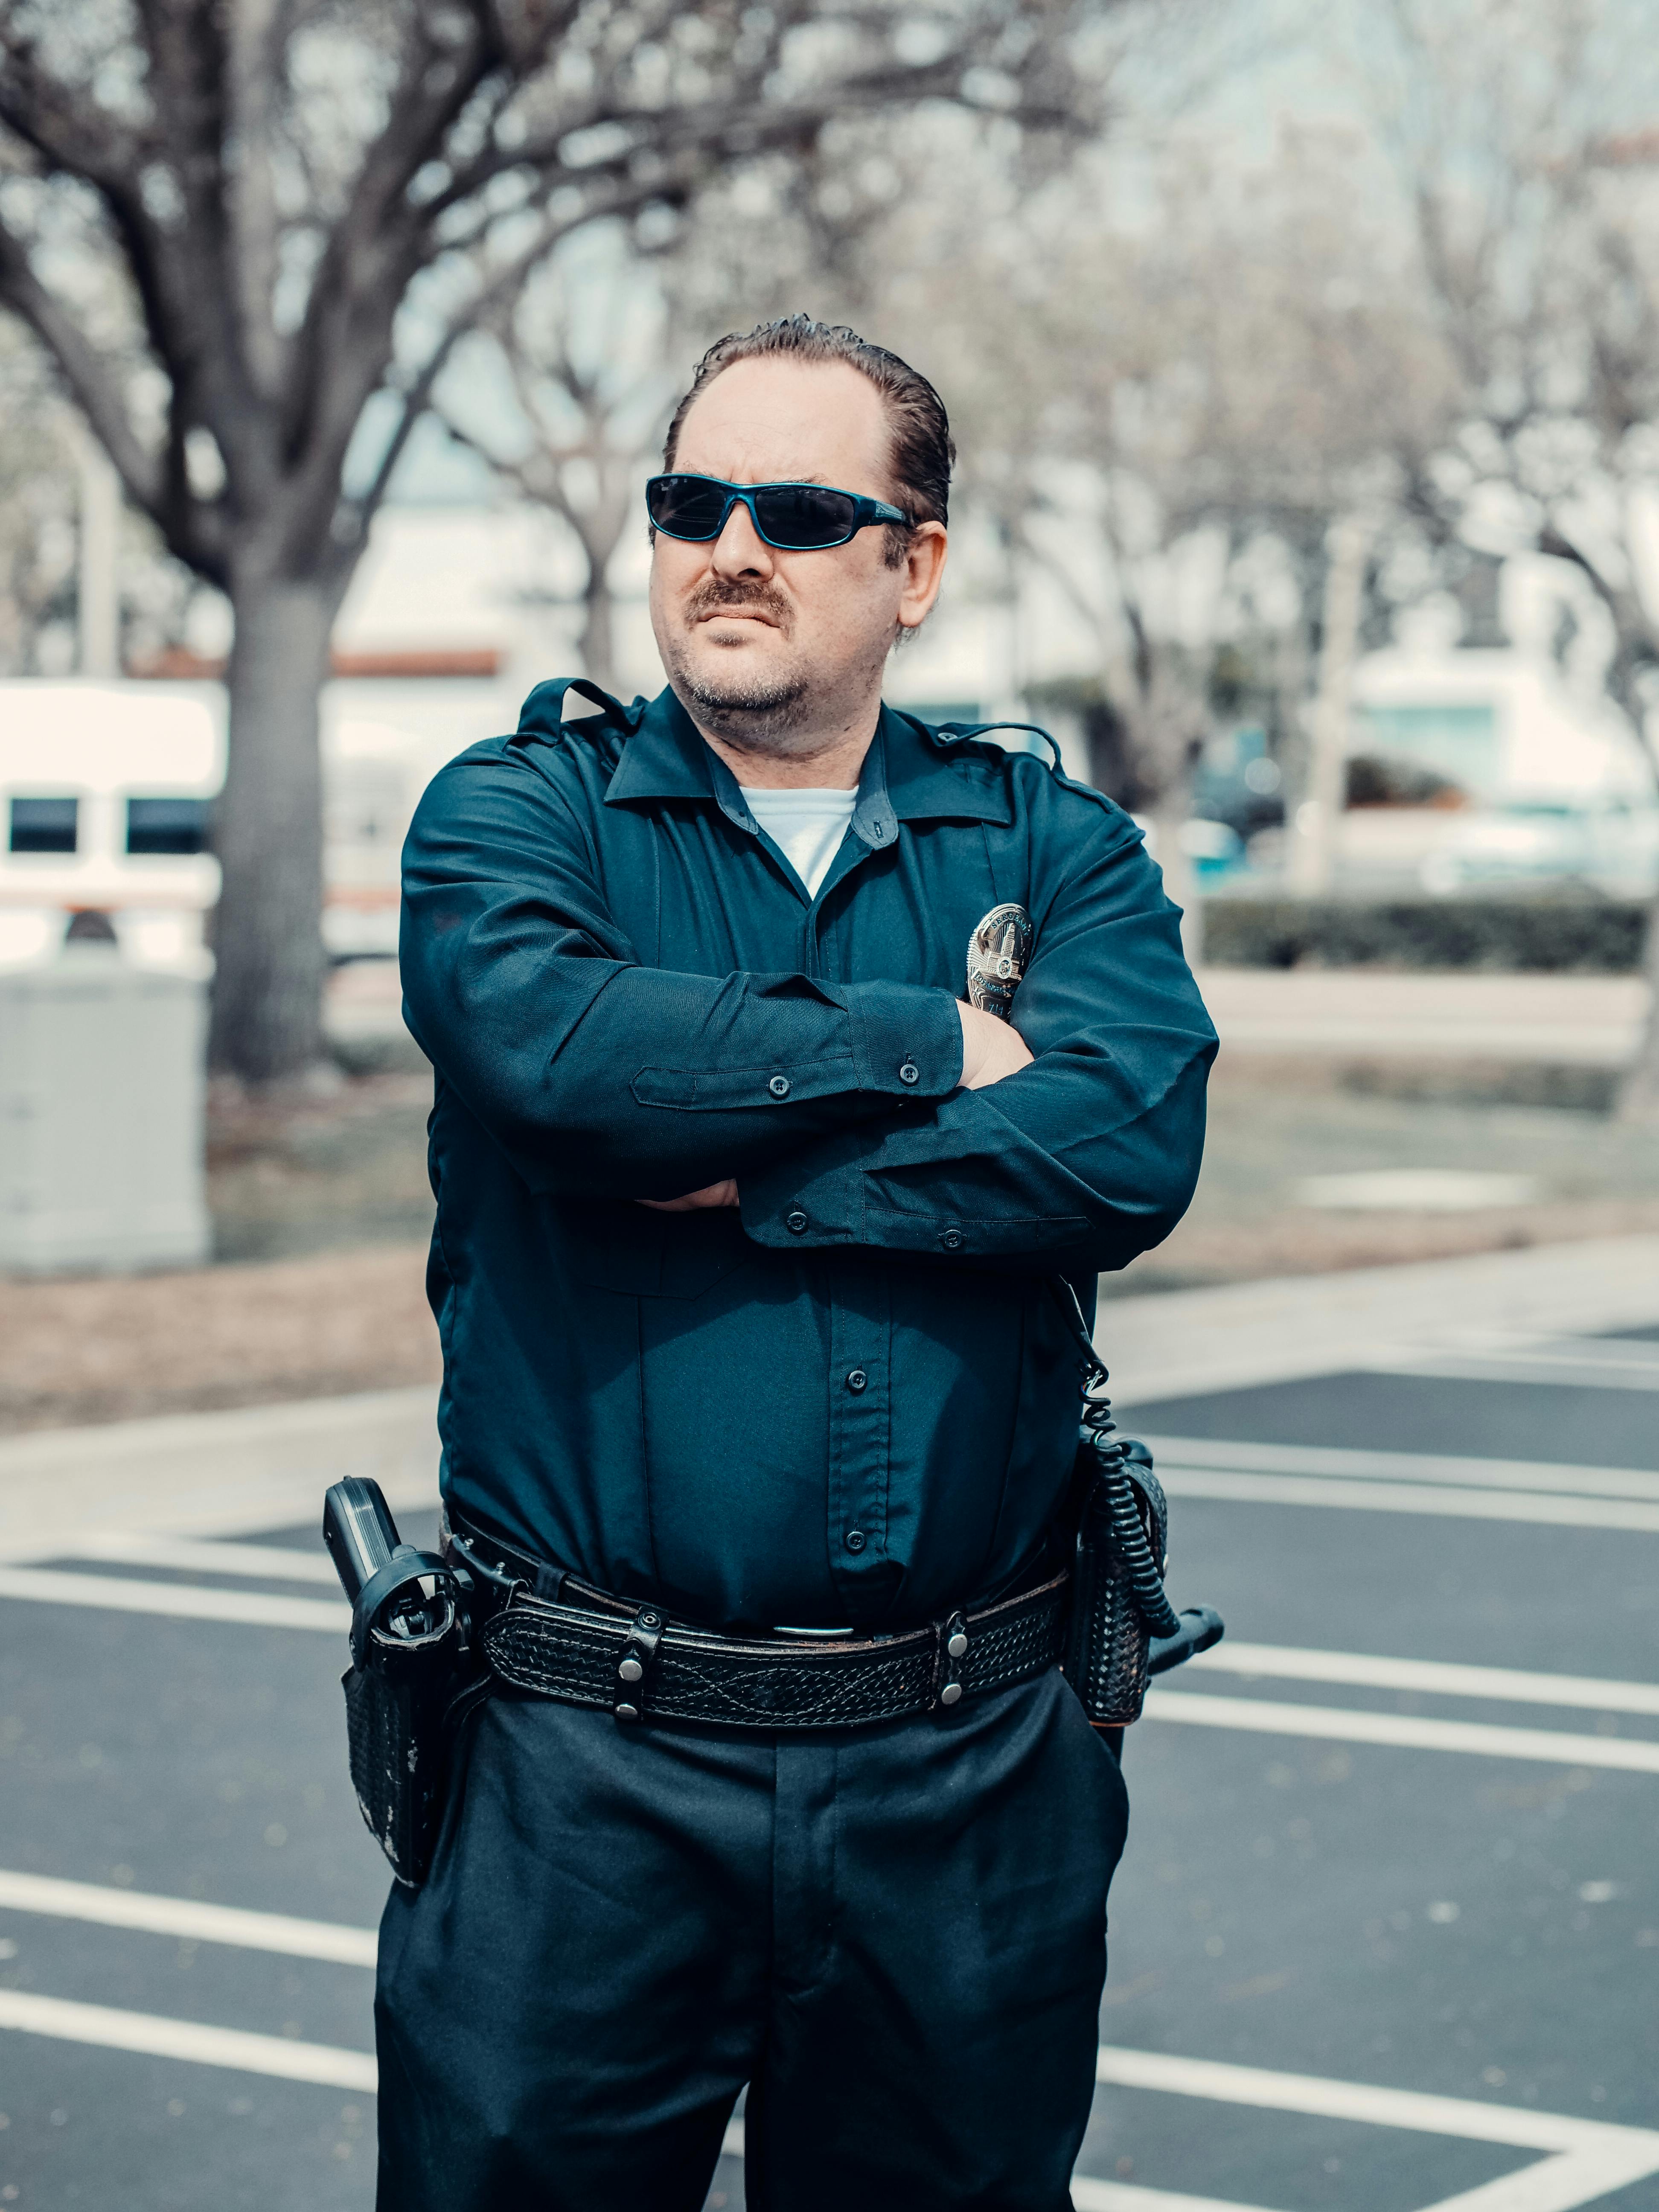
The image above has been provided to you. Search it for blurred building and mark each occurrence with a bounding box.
[6,490,1656,971]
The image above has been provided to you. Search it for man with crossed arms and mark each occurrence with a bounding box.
[386,312,1214,2209]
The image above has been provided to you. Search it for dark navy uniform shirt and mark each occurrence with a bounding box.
[401,680,1217,1632]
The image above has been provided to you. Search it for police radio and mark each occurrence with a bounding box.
[966,903,1225,1731]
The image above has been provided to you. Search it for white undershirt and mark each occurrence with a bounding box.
[739,785,859,898]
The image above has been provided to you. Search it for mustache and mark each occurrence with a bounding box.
[683,576,793,631]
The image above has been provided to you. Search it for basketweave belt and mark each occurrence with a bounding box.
[442,1512,1069,1732]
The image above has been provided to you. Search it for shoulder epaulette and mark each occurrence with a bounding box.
[907,712,1124,818]
[511,677,645,751]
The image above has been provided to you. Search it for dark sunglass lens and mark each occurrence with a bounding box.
[754,486,859,547]
[649,478,730,539]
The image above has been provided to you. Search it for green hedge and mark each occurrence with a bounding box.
[1202,897,1650,972]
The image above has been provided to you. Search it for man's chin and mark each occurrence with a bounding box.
[673,657,811,742]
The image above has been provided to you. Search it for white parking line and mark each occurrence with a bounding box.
[1070,2187,1279,2212]
[1193,1644,1659,1718]
[1145,1691,1659,1773]
[1138,1437,1659,1503]
[1154,1469,1659,1534]
[0,1989,377,2091]
[10,1982,1653,2212]
[1371,1339,1659,1393]
[0,1869,378,1966]
[1094,2046,1659,2212]
[1383,1358,1659,1394]
[69,1534,342,1585]
[711,2117,1268,2212]
[0,1566,346,1632]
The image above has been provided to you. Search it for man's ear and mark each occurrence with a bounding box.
[897,522,948,632]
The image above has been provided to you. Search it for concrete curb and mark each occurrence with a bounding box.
[3,1234,1655,1560]
[1106,1233,1659,1409]
[0,1385,439,1563]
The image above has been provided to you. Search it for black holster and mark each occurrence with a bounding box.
[324,1479,489,1889]
[341,1612,486,1889]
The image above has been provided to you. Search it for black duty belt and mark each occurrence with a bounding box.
[442,1511,1068,1732]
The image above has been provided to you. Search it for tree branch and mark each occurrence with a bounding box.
[0,220,163,518]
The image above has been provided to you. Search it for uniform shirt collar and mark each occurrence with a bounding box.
[604,686,1012,838]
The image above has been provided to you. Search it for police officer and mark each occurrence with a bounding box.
[382,314,1216,2210]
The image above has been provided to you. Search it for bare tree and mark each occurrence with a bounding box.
[867,125,1454,942]
[436,238,675,691]
[0,317,77,671]
[0,0,1093,1080]
[1380,0,1659,1114]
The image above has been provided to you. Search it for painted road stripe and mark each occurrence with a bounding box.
[0,1989,377,2091]
[1094,2043,1648,2149]
[722,2052,1659,2212]
[0,1869,377,1967]
[69,1534,341,1585]
[1094,2047,1659,2212]
[1145,1691,1659,1773]
[8,1996,1650,2212]
[1375,1356,1659,1393]
[1194,1644,1659,1718]
[0,1566,346,1632]
[1137,1438,1659,1503]
[1071,2188,1279,2212]
[1153,1469,1659,1534]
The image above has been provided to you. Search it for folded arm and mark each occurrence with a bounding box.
[399,744,964,1200]
[735,817,1217,1275]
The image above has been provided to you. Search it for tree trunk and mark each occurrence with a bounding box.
[208,572,335,1082]
[1289,515,1369,896]
[1153,797,1203,968]
[1614,895,1659,1121]
[579,560,614,691]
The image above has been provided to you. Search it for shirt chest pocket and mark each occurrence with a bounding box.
[561,1201,754,1299]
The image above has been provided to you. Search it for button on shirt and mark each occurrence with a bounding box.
[400,681,1217,1632]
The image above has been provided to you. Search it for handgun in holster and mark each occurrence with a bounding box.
[322,1479,488,1888]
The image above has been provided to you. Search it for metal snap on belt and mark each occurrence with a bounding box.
[614,1606,664,1723]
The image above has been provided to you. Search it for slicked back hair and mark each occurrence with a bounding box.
[661,314,954,568]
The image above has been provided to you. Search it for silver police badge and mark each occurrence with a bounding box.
[966,903,1033,1022]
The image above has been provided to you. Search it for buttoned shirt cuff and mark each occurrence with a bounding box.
[740,1153,864,1251]
[842,982,963,1100]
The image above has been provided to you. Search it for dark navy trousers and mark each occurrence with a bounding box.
[375,1668,1128,2210]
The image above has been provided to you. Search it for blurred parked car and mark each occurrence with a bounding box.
[1418,797,1659,896]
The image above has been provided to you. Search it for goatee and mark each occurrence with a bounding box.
[662,579,816,754]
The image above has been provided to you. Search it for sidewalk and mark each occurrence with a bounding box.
[4,1235,1655,1563]
[1198,967,1646,1067]
[327,962,1653,1071]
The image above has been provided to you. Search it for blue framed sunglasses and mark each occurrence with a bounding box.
[646,474,910,550]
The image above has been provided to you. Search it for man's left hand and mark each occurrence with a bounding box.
[636,1180,740,1212]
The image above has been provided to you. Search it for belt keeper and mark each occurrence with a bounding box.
[937,1611,968,1707]
[614,1604,664,1723]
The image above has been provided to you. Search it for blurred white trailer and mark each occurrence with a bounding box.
[0,683,221,968]
[0,680,501,967]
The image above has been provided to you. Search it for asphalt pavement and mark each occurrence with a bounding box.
[3,1269,1659,2210]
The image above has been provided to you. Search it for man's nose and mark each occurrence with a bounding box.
[710,498,774,577]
